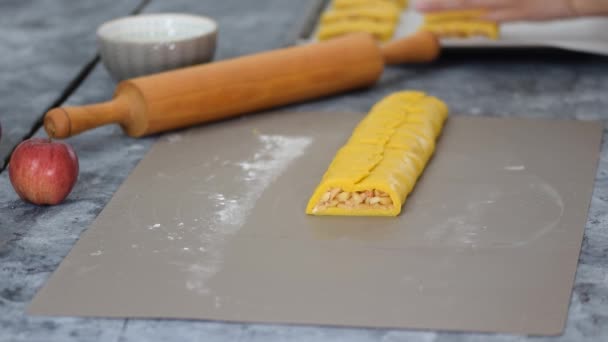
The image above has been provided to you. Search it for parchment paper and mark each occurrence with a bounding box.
[29,112,602,336]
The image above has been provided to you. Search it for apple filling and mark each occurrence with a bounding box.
[312,187,394,213]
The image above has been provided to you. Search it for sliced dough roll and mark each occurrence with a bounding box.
[306,91,448,217]
[317,20,396,41]
[423,9,487,23]
[333,0,408,10]
[321,7,400,25]
[420,9,499,40]
[421,21,499,40]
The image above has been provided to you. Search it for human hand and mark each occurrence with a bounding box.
[414,0,602,22]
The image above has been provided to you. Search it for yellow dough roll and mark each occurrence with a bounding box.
[306,91,448,217]
[420,21,499,39]
[317,0,407,41]
[423,9,487,23]
[317,20,396,41]
[321,8,400,25]
[333,0,408,10]
[420,9,499,40]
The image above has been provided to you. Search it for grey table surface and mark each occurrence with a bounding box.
[0,0,144,168]
[1,0,607,341]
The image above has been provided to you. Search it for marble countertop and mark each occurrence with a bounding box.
[1,0,607,341]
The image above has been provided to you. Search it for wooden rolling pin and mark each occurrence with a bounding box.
[44,31,439,138]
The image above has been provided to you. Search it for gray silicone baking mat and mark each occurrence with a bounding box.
[28,110,602,336]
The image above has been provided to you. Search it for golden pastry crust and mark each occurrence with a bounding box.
[333,0,407,10]
[316,0,408,41]
[423,9,487,23]
[306,91,448,217]
[420,21,499,40]
[317,20,396,41]
[420,9,500,40]
[321,7,400,24]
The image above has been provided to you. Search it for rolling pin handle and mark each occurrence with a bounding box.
[381,31,441,65]
[44,108,72,139]
[44,96,130,139]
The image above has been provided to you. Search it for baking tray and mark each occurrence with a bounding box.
[299,0,608,55]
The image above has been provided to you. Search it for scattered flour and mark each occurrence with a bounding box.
[156,172,173,179]
[425,176,564,249]
[167,134,183,143]
[184,134,312,295]
[148,223,161,230]
[505,165,526,171]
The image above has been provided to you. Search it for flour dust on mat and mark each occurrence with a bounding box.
[184,134,312,295]
[504,165,526,171]
[423,174,564,249]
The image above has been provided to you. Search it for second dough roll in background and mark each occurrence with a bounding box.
[419,9,500,40]
[317,0,408,41]
[306,91,448,217]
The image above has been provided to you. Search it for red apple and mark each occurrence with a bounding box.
[9,138,79,205]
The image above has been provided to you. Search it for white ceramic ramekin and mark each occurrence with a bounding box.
[97,13,217,81]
